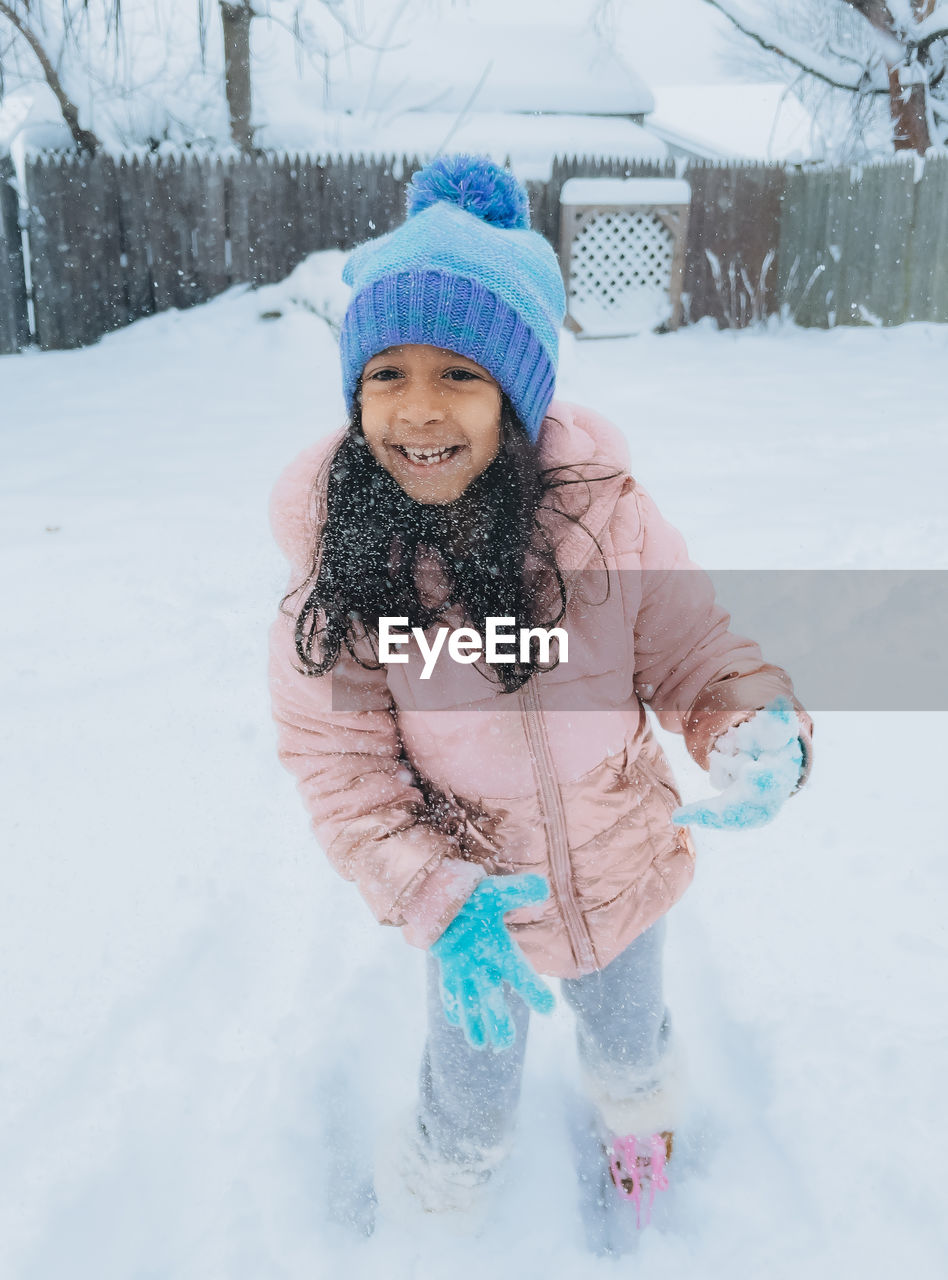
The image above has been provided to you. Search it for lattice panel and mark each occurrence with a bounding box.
[567,211,676,334]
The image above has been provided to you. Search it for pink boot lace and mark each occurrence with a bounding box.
[609,1132,670,1227]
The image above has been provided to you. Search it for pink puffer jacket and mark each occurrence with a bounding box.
[269,402,813,979]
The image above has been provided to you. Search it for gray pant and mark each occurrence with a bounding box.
[417,920,673,1167]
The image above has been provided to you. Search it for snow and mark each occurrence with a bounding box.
[568,286,674,341]
[0,0,855,170]
[0,2,656,161]
[2,257,948,1276]
[611,0,745,87]
[648,82,821,162]
[915,5,948,45]
[560,178,692,206]
[0,0,229,152]
[0,86,76,159]
[318,20,654,117]
[704,0,892,97]
[674,701,804,830]
[0,95,32,149]
[264,112,666,181]
[248,8,664,175]
[1,0,919,166]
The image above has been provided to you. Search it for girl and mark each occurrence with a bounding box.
[269,156,812,1231]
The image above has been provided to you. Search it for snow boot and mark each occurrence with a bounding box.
[606,1130,673,1228]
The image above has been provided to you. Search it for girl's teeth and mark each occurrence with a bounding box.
[401,446,456,464]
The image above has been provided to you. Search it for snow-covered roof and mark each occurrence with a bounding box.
[560,178,691,206]
[0,87,73,154]
[646,83,820,162]
[258,110,667,181]
[325,20,653,117]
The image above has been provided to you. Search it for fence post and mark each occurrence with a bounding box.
[0,153,30,354]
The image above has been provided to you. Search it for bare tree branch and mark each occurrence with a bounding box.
[707,0,947,150]
[255,0,402,54]
[914,18,948,52]
[704,0,891,92]
[827,38,880,68]
[0,0,99,151]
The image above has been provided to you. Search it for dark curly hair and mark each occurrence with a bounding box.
[289,396,616,694]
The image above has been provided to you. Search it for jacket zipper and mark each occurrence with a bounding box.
[520,679,597,972]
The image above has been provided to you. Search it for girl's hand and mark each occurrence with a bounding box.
[430,874,555,1051]
[672,697,805,831]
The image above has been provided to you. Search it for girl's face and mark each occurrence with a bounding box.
[359,344,503,505]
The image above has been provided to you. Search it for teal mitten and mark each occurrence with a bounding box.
[673,696,805,830]
[430,874,555,1052]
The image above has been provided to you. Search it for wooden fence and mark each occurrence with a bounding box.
[0,154,30,354]
[680,160,786,328]
[778,153,948,326]
[0,149,946,355]
[19,152,417,352]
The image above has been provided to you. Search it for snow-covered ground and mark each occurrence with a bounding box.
[2,260,947,1278]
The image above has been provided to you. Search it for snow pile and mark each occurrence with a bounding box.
[256,249,352,335]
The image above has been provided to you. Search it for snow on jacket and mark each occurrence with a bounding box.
[268,401,814,979]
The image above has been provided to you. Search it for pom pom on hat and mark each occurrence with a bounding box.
[406,155,530,231]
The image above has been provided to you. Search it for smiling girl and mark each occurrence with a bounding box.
[268,156,813,1238]
[360,344,502,505]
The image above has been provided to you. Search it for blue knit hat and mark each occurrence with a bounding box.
[339,156,566,441]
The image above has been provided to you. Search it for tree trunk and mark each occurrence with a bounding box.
[887,67,932,152]
[220,1,255,154]
[844,0,934,152]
